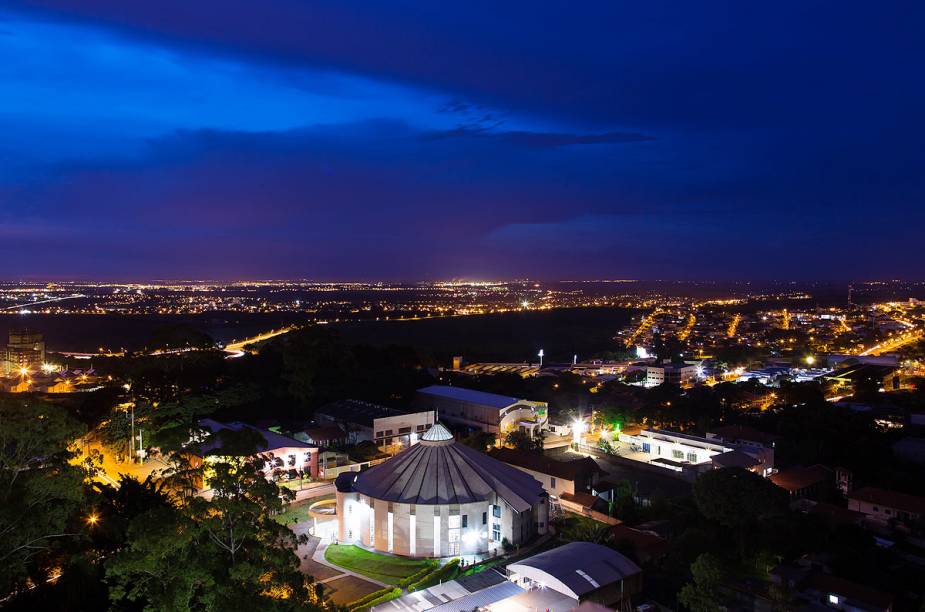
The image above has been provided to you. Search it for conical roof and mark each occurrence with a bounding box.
[349,433,545,511]
[420,423,454,442]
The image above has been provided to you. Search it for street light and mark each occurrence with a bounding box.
[805,356,816,366]
[572,418,586,445]
[538,349,544,367]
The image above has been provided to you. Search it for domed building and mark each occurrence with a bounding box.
[335,423,549,558]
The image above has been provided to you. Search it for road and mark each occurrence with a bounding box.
[223,326,297,357]
[2,293,85,310]
[858,328,924,356]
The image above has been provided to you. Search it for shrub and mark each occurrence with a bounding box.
[347,586,401,611]
[407,558,460,592]
[397,562,438,588]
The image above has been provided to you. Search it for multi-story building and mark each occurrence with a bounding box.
[3,329,45,375]
[314,399,436,450]
[619,428,776,479]
[414,385,548,438]
[645,363,699,387]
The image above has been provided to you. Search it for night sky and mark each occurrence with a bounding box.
[2,2,923,281]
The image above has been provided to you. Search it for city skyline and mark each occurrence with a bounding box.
[2,2,923,280]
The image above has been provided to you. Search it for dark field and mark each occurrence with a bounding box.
[333,307,636,363]
[0,312,312,353]
[0,307,635,361]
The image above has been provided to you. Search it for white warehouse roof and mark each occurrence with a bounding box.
[508,542,641,599]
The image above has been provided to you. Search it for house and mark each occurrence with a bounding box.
[770,465,833,499]
[414,385,548,438]
[847,487,925,527]
[191,419,320,488]
[801,573,893,612]
[488,447,606,498]
[769,565,894,612]
[296,425,347,448]
[609,524,669,564]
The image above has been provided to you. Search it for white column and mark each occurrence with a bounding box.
[433,516,441,557]
[387,511,394,553]
[409,515,416,556]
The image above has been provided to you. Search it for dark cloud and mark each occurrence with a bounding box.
[0,1,924,279]
[427,127,655,147]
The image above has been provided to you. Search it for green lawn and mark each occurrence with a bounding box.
[272,500,313,525]
[324,544,435,585]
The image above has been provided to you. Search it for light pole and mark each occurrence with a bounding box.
[538,349,544,368]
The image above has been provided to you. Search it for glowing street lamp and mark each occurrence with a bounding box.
[538,349,544,367]
[572,418,586,445]
[805,355,816,366]
[86,513,99,526]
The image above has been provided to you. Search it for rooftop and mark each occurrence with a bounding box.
[849,486,925,515]
[507,542,641,599]
[338,423,546,511]
[196,419,313,456]
[315,399,409,427]
[711,450,760,470]
[769,465,832,492]
[709,424,780,446]
[417,385,529,409]
[489,448,605,481]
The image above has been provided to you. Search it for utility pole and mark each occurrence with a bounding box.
[129,404,135,464]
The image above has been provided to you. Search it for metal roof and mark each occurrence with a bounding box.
[508,542,641,598]
[428,580,524,612]
[347,429,546,511]
[196,419,313,455]
[417,385,524,409]
[421,422,454,441]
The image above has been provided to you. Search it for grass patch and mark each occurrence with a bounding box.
[324,544,435,585]
[273,494,335,526]
[272,500,313,525]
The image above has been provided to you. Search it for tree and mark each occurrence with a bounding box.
[503,429,542,451]
[678,553,728,612]
[560,517,613,546]
[0,397,87,593]
[107,430,317,611]
[458,430,496,451]
[692,468,788,559]
[106,507,217,611]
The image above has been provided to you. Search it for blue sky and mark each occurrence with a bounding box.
[1,1,923,280]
